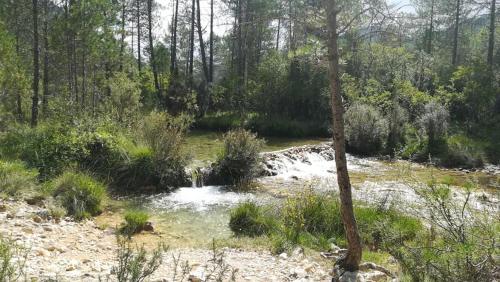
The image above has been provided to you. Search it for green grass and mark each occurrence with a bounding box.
[120,210,150,236]
[0,160,39,198]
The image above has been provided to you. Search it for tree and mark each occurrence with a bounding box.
[452,0,461,66]
[170,0,179,75]
[487,0,496,66]
[31,0,40,127]
[147,0,161,100]
[196,0,209,83]
[326,0,362,272]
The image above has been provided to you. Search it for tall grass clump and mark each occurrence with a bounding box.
[137,111,191,189]
[47,171,107,220]
[229,202,276,237]
[210,129,264,186]
[120,210,150,236]
[0,236,27,281]
[345,103,389,155]
[0,160,38,198]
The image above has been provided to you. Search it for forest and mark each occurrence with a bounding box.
[0,0,499,281]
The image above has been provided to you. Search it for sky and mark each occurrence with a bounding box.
[153,0,416,39]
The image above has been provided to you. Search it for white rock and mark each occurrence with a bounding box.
[279,252,289,260]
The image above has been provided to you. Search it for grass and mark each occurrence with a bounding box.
[120,210,150,236]
[0,160,39,198]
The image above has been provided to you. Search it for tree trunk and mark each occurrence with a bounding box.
[452,0,461,66]
[196,0,209,83]
[209,0,214,83]
[31,0,40,127]
[189,0,195,77]
[136,0,142,72]
[326,0,362,272]
[42,0,49,116]
[148,0,161,100]
[487,0,496,66]
[276,16,281,50]
[427,0,434,54]
[119,0,126,71]
[170,0,179,75]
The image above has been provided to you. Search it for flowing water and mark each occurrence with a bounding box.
[103,141,500,247]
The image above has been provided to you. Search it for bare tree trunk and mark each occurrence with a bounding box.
[42,0,49,116]
[189,0,195,77]
[170,0,179,75]
[326,0,362,272]
[276,16,281,50]
[452,0,461,66]
[64,0,73,99]
[148,0,161,100]
[196,0,209,83]
[209,0,214,83]
[119,0,126,71]
[136,0,142,72]
[81,49,86,107]
[487,0,496,66]
[427,0,434,54]
[31,0,40,127]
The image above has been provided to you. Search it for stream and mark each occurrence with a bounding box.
[101,142,500,247]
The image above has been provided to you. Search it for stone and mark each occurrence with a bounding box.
[22,227,33,234]
[143,222,154,232]
[0,204,6,212]
[26,195,45,206]
[6,213,14,219]
[291,247,304,258]
[363,270,388,282]
[35,248,50,257]
[279,252,288,260]
[43,226,53,232]
[46,246,56,252]
[33,216,43,223]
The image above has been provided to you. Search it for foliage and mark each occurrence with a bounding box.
[0,236,27,281]
[121,210,150,236]
[388,181,498,281]
[211,129,264,186]
[112,236,165,282]
[417,101,449,153]
[137,111,191,189]
[230,189,422,253]
[108,72,142,124]
[229,202,276,237]
[47,171,107,220]
[0,160,38,198]
[440,135,485,168]
[345,103,389,155]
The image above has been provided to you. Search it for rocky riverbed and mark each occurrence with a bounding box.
[0,200,395,281]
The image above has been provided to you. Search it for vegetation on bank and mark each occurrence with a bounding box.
[229,183,498,281]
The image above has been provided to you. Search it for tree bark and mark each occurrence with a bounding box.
[427,0,434,54]
[147,0,161,100]
[119,0,126,71]
[136,0,142,72]
[326,0,362,272]
[452,0,461,66]
[209,0,214,83]
[189,0,195,77]
[170,0,179,75]
[31,0,40,127]
[196,0,209,83]
[276,16,281,50]
[42,0,49,116]
[487,0,496,66]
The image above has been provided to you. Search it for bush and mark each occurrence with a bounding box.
[418,101,449,152]
[440,135,485,168]
[229,202,275,237]
[113,236,164,282]
[345,103,389,155]
[108,72,141,124]
[47,172,107,220]
[246,115,329,138]
[195,112,244,131]
[0,236,27,281]
[137,112,191,190]
[121,210,150,236]
[211,129,264,186]
[0,160,38,198]
[389,182,498,281]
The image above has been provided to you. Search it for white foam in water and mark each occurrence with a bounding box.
[148,186,256,212]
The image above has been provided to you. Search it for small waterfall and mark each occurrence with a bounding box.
[191,167,204,187]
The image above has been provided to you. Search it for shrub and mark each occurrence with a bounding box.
[389,182,497,281]
[211,129,264,186]
[345,103,389,155]
[246,115,329,138]
[138,112,191,190]
[417,101,449,152]
[113,236,164,282]
[121,210,150,236]
[108,72,141,124]
[48,172,107,220]
[195,112,244,131]
[0,236,27,281]
[440,135,485,168]
[229,202,275,237]
[386,104,409,155]
[0,160,38,198]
